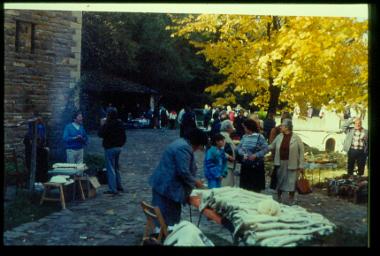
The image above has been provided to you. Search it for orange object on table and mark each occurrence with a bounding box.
[189,195,222,225]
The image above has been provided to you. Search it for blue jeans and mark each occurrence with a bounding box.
[151,189,181,226]
[207,178,221,189]
[105,147,122,193]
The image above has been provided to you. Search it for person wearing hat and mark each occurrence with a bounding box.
[98,107,126,195]
[63,111,88,163]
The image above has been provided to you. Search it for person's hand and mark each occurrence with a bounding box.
[248,154,257,161]
[228,155,235,161]
[195,179,204,188]
[100,118,107,126]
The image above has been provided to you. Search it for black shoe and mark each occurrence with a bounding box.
[103,191,118,195]
[117,188,124,192]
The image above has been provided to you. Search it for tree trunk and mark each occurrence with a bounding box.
[265,16,281,118]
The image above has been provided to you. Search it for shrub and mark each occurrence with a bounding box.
[84,153,105,176]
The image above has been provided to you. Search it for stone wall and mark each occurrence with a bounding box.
[4,10,82,162]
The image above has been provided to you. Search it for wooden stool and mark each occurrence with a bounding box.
[140,201,168,244]
[73,176,87,201]
[40,182,66,209]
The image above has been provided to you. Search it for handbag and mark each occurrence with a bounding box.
[269,166,278,190]
[296,173,312,194]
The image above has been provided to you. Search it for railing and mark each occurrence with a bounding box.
[4,117,38,193]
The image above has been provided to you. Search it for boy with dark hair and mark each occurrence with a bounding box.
[204,133,227,189]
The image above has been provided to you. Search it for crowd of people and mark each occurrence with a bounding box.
[148,105,368,229]
[21,101,368,233]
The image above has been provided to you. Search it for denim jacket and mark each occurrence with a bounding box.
[149,138,197,204]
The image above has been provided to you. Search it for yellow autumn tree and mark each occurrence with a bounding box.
[167,15,368,115]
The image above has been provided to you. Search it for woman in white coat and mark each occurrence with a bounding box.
[268,119,304,204]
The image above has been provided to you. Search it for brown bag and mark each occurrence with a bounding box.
[296,173,312,194]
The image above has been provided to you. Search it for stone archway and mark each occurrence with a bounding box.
[325,138,336,153]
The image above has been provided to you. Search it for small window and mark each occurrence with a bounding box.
[15,20,35,53]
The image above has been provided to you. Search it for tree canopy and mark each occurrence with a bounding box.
[168,15,368,115]
[81,12,222,109]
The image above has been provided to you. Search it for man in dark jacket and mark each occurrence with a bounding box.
[180,106,196,138]
[149,128,208,226]
[98,108,127,195]
[233,109,247,139]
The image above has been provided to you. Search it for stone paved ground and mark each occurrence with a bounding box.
[3,129,368,246]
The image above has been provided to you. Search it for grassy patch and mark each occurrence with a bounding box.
[4,190,61,231]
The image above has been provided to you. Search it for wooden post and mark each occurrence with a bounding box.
[29,120,37,193]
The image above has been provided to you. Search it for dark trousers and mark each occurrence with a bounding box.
[347,148,367,176]
[151,189,181,226]
[25,146,49,183]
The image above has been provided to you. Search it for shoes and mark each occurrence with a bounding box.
[117,188,124,192]
[103,191,119,195]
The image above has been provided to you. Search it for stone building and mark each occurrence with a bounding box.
[4,10,82,162]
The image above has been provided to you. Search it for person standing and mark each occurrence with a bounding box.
[203,104,212,129]
[220,120,237,187]
[234,109,247,140]
[24,114,49,182]
[98,108,127,195]
[268,119,305,205]
[268,111,291,144]
[181,106,196,138]
[204,133,227,189]
[63,111,88,163]
[250,111,264,134]
[263,111,276,141]
[160,106,169,129]
[168,110,177,130]
[342,117,368,176]
[268,111,292,190]
[236,119,268,193]
[149,128,208,226]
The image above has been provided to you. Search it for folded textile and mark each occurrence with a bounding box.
[193,187,335,247]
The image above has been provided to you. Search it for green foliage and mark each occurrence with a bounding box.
[4,160,24,175]
[84,153,105,173]
[257,110,267,120]
[82,12,222,109]
[4,190,60,231]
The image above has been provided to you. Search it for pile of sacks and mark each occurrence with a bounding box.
[191,187,335,247]
[327,175,368,204]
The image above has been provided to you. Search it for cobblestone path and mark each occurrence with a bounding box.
[3,129,367,246]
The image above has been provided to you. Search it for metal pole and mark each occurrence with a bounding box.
[29,120,37,193]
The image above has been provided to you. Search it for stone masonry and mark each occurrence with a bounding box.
[4,10,82,161]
